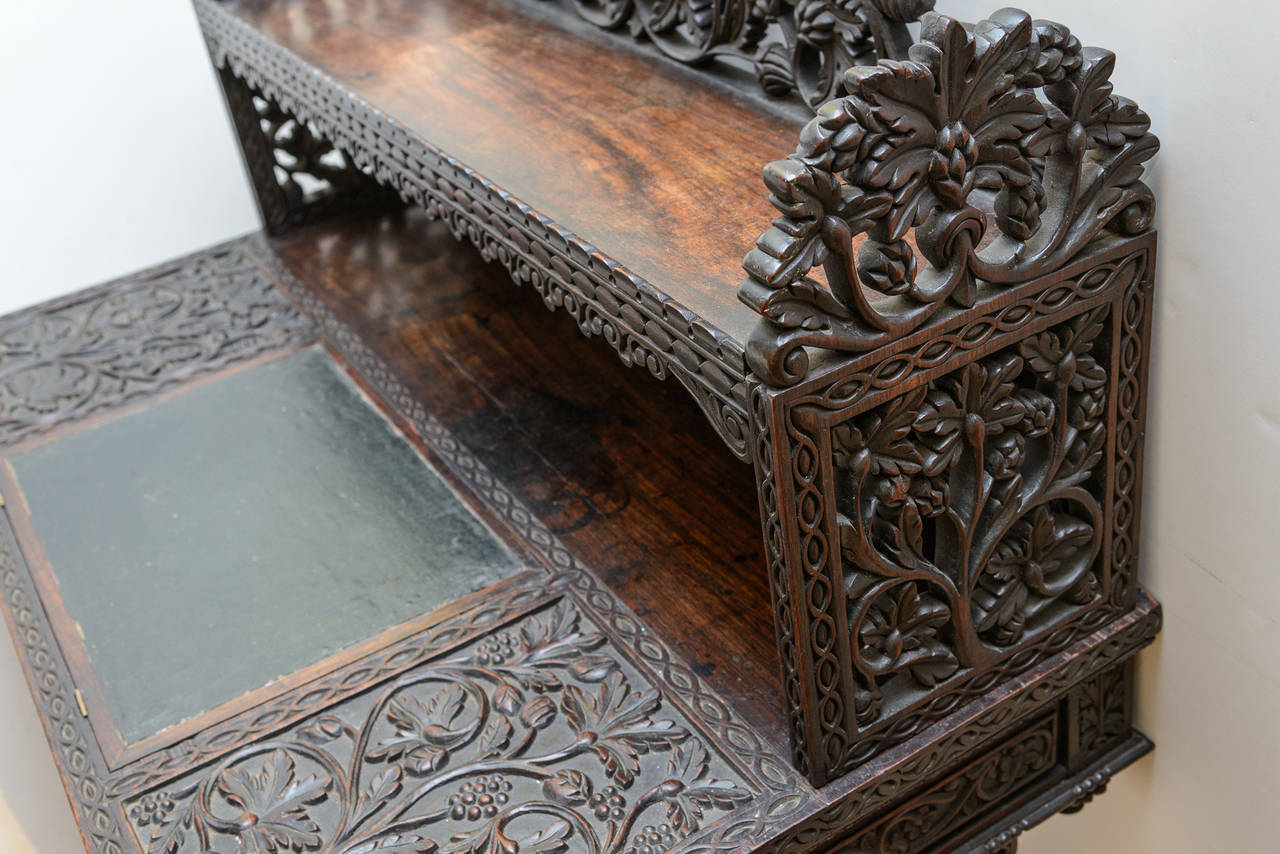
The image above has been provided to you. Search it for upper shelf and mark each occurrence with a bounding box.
[203,0,801,356]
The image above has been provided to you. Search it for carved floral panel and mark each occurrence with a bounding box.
[834,304,1113,725]
[121,599,755,854]
[758,245,1153,783]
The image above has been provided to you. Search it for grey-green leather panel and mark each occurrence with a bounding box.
[10,347,520,744]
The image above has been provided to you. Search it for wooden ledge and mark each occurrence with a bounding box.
[199,0,801,351]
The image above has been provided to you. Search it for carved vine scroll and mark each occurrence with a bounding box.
[536,0,934,107]
[740,8,1158,386]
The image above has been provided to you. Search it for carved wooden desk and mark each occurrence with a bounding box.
[2,0,1161,851]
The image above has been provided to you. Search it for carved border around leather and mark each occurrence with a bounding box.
[0,238,315,450]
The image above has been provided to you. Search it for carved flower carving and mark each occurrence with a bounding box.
[841,11,1046,239]
[214,749,332,854]
[858,583,959,686]
[975,506,1098,644]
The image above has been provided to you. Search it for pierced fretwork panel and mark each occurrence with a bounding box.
[216,68,401,235]
[755,244,1153,784]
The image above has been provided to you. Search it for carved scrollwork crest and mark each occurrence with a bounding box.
[740,8,1158,385]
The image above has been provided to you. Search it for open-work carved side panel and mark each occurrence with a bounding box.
[216,67,401,235]
[756,239,1154,783]
[740,8,1158,388]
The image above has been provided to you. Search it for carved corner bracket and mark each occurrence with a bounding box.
[215,67,403,235]
[739,7,1159,388]
[751,235,1156,784]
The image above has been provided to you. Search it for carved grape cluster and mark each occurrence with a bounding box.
[629,823,679,853]
[587,784,627,821]
[473,633,518,666]
[128,791,176,828]
[446,775,513,821]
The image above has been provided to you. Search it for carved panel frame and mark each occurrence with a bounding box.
[754,235,1155,784]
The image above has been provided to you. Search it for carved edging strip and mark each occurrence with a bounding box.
[756,597,1160,853]
[256,245,814,815]
[826,713,1060,854]
[105,582,558,796]
[0,508,128,853]
[0,237,316,450]
[193,0,755,462]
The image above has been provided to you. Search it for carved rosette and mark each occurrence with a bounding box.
[740,8,1158,387]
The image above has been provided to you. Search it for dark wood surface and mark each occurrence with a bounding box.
[267,208,790,753]
[0,218,1160,853]
[223,0,802,346]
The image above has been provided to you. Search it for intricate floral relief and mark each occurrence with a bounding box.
[834,306,1110,723]
[0,240,314,448]
[122,601,753,854]
[741,8,1158,385]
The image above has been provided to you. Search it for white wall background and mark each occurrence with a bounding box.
[2,0,1278,852]
[0,0,258,317]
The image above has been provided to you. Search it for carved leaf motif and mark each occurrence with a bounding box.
[475,715,514,759]
[657,741,753,832]
[858,583,958,685]
[341,834,439,853]
[362,765,404,808]
[368,684,467,763]
[215,749,332,853]
[515,820,572,854]
[440,819,518,854]
[503,602,608,690]
[562,671,689,785]
[143,799,197,854]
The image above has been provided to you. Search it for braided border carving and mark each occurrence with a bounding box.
[194,0,753,462]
